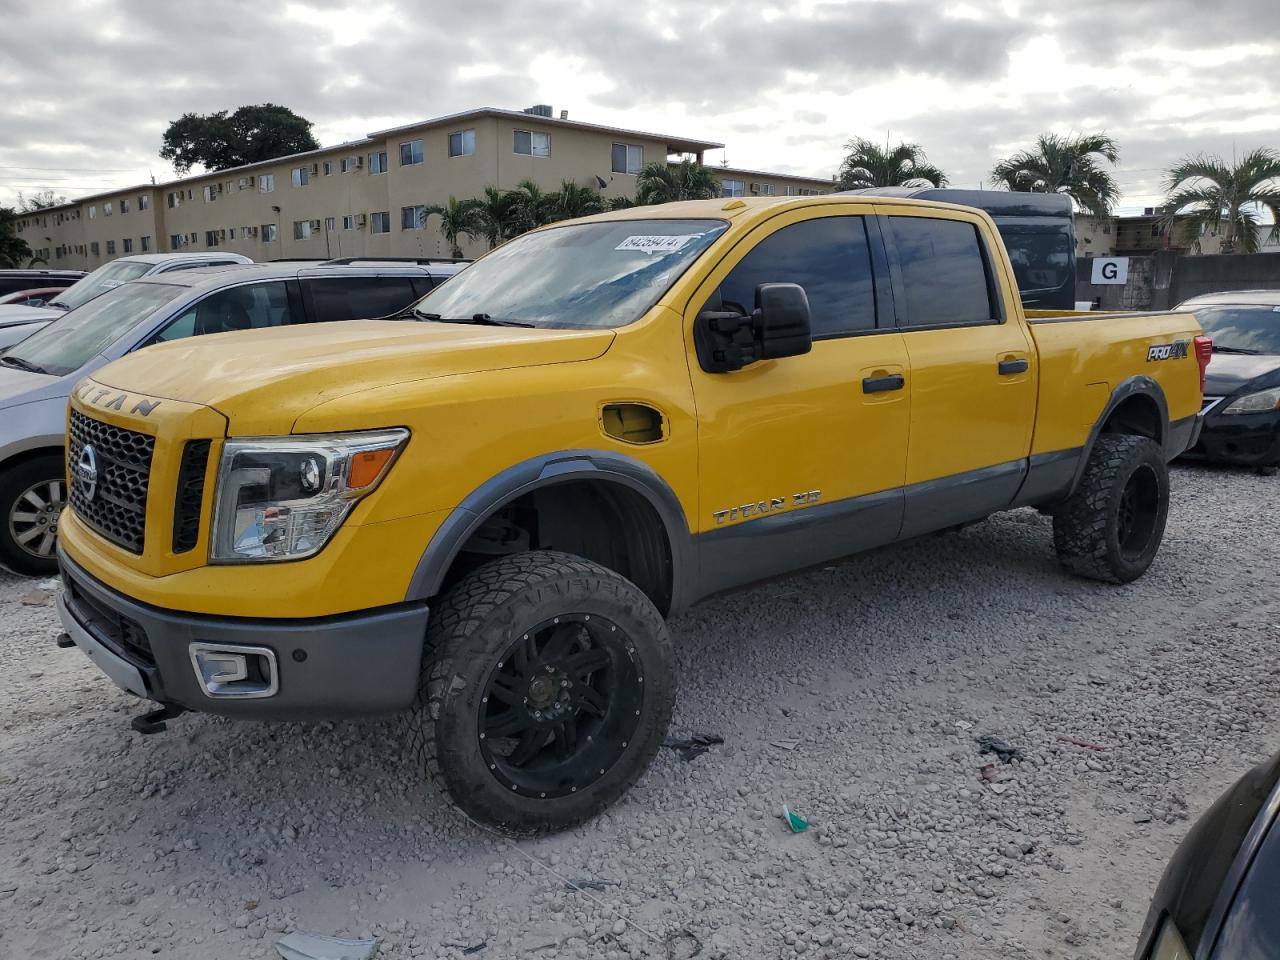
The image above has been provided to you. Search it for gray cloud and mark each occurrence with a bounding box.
[1,0,1278,211]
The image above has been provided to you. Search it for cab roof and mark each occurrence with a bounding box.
[566,193,998,227]
[1177,290,1280,307]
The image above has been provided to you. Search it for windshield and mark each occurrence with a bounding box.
[7,282,187,376]
[414,219,728,328]
[51,259,154,311]
[1182,305,1280,355]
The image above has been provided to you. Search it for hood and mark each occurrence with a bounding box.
[0,304,61,329]
[0,364,60,408]
[1204,352,1280,396]
[89,319,616,432]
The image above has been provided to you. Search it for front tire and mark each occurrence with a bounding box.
[405,550,676,834]
[1052,434,1169,583]
[0,454,66,576]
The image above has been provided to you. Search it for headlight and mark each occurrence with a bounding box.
[1222,386,1280,415]
[1149,917,1190,960]
[210,429,408,562]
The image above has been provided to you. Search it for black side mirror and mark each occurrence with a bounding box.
[694,282,812,373]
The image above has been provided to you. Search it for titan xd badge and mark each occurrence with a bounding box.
[713,490,821,525]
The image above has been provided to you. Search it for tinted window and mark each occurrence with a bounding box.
[0,278,49,296]
[1182,305,1280,355]
[306,277,419,323]
[714,217,876,337]
[889,217,994,327]
[50,259,153,310]
[152,282,294,343]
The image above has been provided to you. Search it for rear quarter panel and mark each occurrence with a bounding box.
[1028,311,1204,456]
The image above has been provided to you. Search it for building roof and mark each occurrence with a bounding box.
[714,165,833,185]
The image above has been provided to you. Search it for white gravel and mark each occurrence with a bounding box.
[1,461,1277,960]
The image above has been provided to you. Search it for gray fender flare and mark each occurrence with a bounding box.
[404,449,696,614]
[1068,375,1169,496]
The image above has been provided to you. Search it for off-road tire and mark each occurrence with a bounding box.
[1053,434,1169,583]
[0,454,65,576]
[404,550,676,834]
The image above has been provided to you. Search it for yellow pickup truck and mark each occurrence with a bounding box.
[55,195,1211,832]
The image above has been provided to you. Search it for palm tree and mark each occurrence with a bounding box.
[606,196,636,211]
[636,159,721,204]
[507,179,556,235]
[837,137,947,190]
[551,180,605,221]
[0,207,34,268]
[990,133,1120,219]
[1162,149,1280,254]
[420,197,482,258]
[473,186,518,249]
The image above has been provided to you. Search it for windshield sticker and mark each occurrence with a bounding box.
[616,234,701,254]
[100,280,122,289]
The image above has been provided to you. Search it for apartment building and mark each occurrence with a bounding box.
[14,106,833,270]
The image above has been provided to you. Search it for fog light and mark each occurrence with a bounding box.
[189,643,279,699]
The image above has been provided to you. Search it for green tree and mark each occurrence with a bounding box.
[0,207,35,267]
[160,103,320,174]
[990,133,1120,218]
[421,196,482,258]
[507,179,556,235]
[1162,149,1280,254]
[550,180,605,220]
[635,159,721,204]
[837,137,947,190]
[18,189,66,212]
[472,186,519,248]
[606,196,636,211]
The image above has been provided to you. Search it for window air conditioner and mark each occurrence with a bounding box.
[355,156,364,169]
[311,163,320,175]
[749,183,761,194]
[310,219,321,231]
[356,213,367,226]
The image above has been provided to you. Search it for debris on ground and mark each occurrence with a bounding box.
[978,762,997,782]
[1058,734,1109,751]
[565,878,620,892]
[770,737,801,751]
[461,942,487,956]
[976,734,1024,763]
[781,803,810,833]
[662,733,724,761]
[274,932,378,960]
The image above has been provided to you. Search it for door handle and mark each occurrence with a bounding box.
[998,358,1029,375]
[862,374,905,394]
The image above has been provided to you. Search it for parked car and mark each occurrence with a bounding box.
[0,258,462,574]
[0,253,253,351]
[0,268,84,300]
[0,286,69,307]
[1175,290,1280,474]
[53,195,1206,833]
[1135,750,1280,959]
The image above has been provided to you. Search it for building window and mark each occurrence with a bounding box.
[513,129,550,157]
[342,214,355,230]
[323,161,333,176]
[370,211,391,234]
[139,194,150,210]
[259,174,275,193]
[189,232,198,244]
[228,227,236,240]
[122,238,133,253]
[340,157,353,173]
[141,235,152,252]
[721,179,745,198]
[611,143,644,175]
[166,192,179,208]
[400,205,425,230]
[1102,225,1111,235]
[90,241,100,255]
[168,235,182,249]
[399,140,424,166]
[105,202,114,216]
[120,198,130,214]
[262,223,277,242]
[1150,224,1160,238]
[293,220,311,240]
[205,230,220,246]
[292,166,309,187]
[323,216,335,233]
[448,129,476,158]
[106,240,116,255]
[88,205,97,219]
[757,184,774,196]
[203,185,217,202]
[369,151,388,174]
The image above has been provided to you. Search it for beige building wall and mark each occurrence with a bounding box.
[715,166,834,198]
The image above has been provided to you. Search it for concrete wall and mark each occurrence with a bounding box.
[1076,252,1280,310]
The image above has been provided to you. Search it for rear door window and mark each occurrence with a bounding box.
[150,281,295,344]
[711,216,878,338]
[305,276,420,323]
[887,217,996,327]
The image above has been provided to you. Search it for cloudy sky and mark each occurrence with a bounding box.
[2,0,1279,214]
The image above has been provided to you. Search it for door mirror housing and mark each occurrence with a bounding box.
[695,282,812,373]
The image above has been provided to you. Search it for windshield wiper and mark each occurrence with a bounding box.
[1212,345,1261,355]
[0,355,49,374]
[416,311,534,328]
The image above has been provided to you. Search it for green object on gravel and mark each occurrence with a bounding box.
[782,804,809,833]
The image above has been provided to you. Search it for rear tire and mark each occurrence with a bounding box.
[0,454,66,576]
[404,550,676,834]
[1052,435,1169,584]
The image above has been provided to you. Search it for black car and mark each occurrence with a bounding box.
[1135,751,1280,959]
[1176,291,1280,474]
[0,267,85,299]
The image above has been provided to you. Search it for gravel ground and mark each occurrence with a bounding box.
[1,462,1277,960]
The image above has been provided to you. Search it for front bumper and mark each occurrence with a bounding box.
[56,548,429,719]
[1182,406,1280,467]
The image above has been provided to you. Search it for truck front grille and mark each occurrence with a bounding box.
[68,410,154,554]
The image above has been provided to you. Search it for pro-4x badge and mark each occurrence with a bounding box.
[1147,340,1189,362]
